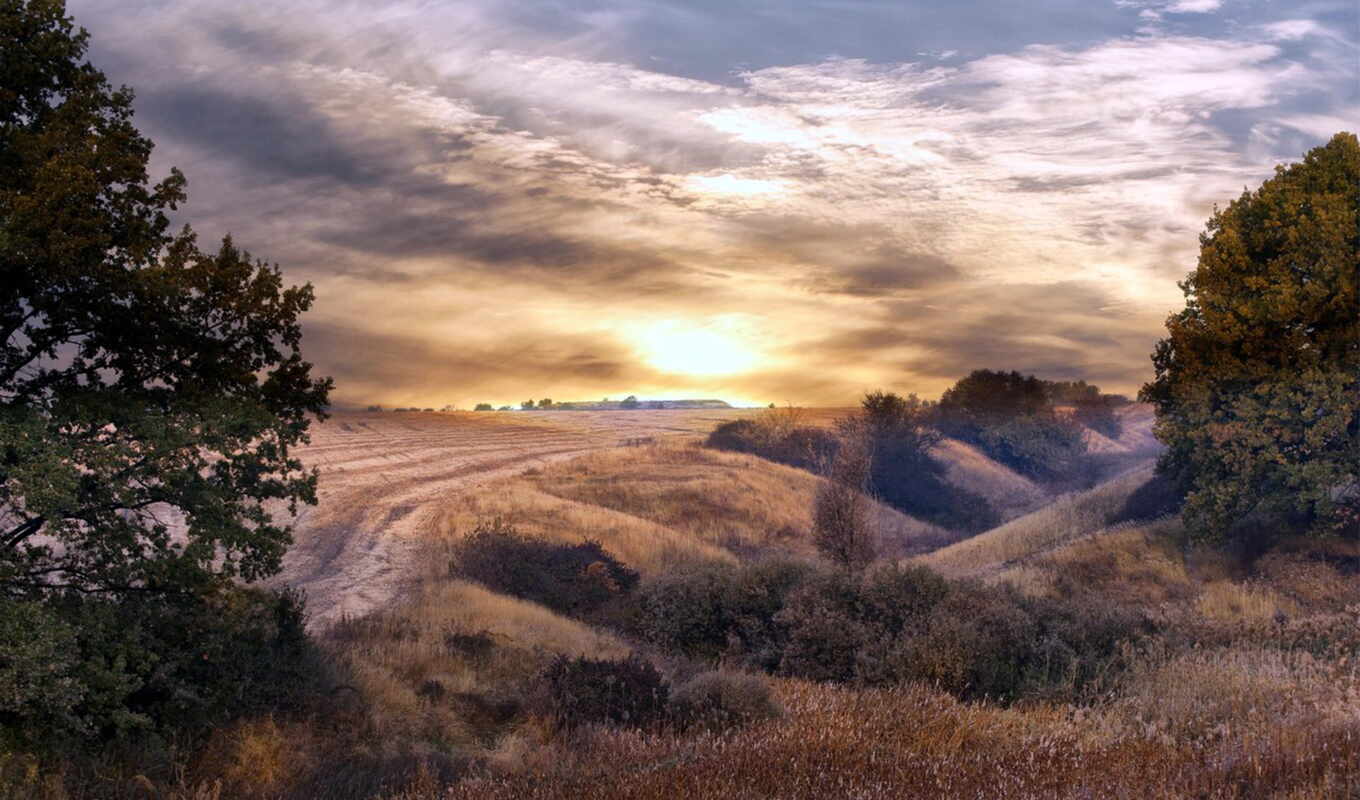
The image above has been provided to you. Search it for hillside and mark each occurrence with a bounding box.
[68,405,1350,799]
[274,404,1160,627]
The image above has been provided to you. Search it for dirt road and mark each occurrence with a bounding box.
[267,409,761,628]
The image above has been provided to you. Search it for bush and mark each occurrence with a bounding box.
[669,670,782,730]
[635,556,1155,704]
[898,583,1039,700]
[975,415,1087,481]
[0,586,320,751]
[539,655,668,729]
[857,562,951,635]
[813,434,876,570]
[0,599,82,748]
[705,417,837,472]
[705,419,762,453]
[853,392,1001,532]
[776,572,867,682]
[721,559,822,671]
[635,558,822,668]
[451,522,638,617]
[635,563,738,658]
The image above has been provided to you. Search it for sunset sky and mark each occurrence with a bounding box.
[71,0,1356,408]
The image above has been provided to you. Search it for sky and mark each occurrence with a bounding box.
[70,0,1357,408]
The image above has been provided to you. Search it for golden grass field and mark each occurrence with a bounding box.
[46,404,1355,799]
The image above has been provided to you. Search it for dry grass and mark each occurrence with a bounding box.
[917,464,1157,578]
[474,441,953,564]
[418,677,1359,800]
[996,522,1193,603]
[1196,580,1294,622]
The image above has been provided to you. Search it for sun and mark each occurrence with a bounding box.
[638,321,759,376]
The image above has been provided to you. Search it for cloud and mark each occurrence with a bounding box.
[1165,0,1222,14]
[63,0,1355,406]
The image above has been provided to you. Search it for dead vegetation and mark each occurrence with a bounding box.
[17,409,1357,799]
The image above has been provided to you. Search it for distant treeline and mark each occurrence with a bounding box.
[707,370,1130,531]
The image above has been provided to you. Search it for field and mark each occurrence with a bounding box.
[31,405,1357,799]
[267,407,779,626]
[275,404,1158,627]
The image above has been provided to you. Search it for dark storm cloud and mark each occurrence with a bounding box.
[139,85,387,185]
[317,209,681,279]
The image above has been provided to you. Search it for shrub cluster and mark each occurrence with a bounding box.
[705,416,837,472]
[636,558,1156,703]
[450,521,639,618]
[936,370,1092,482]
[669,670,783,731]
[0,586,321,752]
[635,558,820,670]
[538,655,669,729]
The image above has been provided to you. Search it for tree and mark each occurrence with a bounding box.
[620,395,639,409]
[538,397,553,408]
[1141,132,1359,539]
[2,2,331,600]
[935,371,1086,481]
[521,399,535,410]
[937,370,1050,436]
[812,429,876,571]
[474,403,494,411]
[854,391,998,533]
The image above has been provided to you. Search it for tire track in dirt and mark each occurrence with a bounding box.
[265,409,766,629]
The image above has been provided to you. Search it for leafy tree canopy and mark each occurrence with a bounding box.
[1,0,332,599]
[1141,132,1359,539]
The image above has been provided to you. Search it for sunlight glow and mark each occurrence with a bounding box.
[638,321,760,376]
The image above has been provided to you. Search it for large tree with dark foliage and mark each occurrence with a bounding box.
[1,0,331,599]
[0,0,330,747]
[1141,132,1359,540]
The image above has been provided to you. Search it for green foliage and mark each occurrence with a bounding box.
[620,395,639,409]
[938,370,1051,427]
[975,414,1087,481]
[1,0,331,599]
[0,598,81,746]
[451,521,639,617]
[635,558,821,669]
[637,557,1153,703]
[775,572,868,682]
[0,586,320,750]
[473,403,493,411]
[636,563,739,659]
[1141,132,1360,540]
[0,2,329,760]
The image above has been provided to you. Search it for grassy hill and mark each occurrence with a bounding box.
[46,409,1357,799]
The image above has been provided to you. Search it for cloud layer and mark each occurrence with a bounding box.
[70,0,1357,407]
